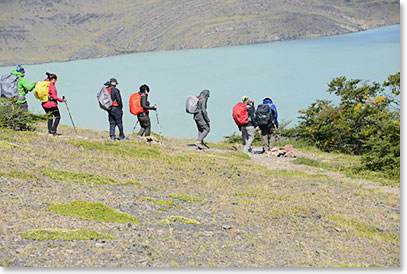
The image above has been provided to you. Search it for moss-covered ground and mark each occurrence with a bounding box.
[0,124,400,267]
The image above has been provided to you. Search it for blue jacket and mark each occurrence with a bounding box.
[262,97,278,123]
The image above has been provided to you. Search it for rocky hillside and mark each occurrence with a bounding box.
[0,0,400,66]
[0,124,400,266]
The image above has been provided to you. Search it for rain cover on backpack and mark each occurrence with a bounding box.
[33,81,51,103]
[186,95,199,114]
[232,102,249,126]
[97,86,113,111]
[1,74,19,98]
[130,92,146,115]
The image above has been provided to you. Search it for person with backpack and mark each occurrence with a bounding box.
[240,98,256,153]
[136,84,157,137]
[105,78,128,141]
[255,97,278,155]
[41,72,66,135]
[194,89,210,149]
[9,65,36,110]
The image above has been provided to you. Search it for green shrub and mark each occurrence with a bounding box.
[294,73,400,178]
[0,97,46,131]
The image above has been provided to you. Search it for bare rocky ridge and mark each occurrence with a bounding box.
[0,0,400,66]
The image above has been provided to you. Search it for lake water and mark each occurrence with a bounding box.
[1,25,400,141]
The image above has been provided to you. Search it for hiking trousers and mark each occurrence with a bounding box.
[260,127,276,152]
[43,106,61,134]
[242,125,255,153]
[19,102,28,111]
[108,107,124,139]
[194,119,210,142]
[137,113,151,137]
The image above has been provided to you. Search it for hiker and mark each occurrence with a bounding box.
[41,72,66,135]
[136,84,157,137]
[10,65,36,110]
[240,98,256,153]
[193,89,210,149]
[255,97,278,155]
[105,78,128,141]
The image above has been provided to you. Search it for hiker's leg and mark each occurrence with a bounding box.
[19,102,28,111]
[43,107,54,134]
[138,115,147,136]
[261,127,269,152]
[115,109,124,139]
[51,107,61,134]
[198,123,210,142]
[144,115,151,137]
[270,128,276,149]
[108,111,116,138]
[195,120,203,140]
[241,126,247,146]
[244,126,255,153]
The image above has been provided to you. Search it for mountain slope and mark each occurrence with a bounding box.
[0,124,400,266]
[0,0,400,66]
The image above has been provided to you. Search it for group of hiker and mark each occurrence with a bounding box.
[232,96,279,155]
[99,78,157,141]
[1,65,279,154]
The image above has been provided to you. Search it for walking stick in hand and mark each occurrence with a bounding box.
[63,96,77,134]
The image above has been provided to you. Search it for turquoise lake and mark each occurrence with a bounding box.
[0,25,400,141]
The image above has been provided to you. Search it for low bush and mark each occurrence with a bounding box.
[0,97,46,131]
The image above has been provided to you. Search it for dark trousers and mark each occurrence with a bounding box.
[19,102,28,111]
[108,107,124,139]
[43,106,61,134]
[137,113,151,136]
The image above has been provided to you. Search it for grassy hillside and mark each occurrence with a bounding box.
[0,0,400,66]
[0,124,400,267]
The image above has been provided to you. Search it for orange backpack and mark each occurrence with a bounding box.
[129,92,147,115]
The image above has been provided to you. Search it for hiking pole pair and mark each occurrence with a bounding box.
[62,96,77,134]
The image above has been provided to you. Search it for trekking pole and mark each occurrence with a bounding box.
[131,120,139,135]
[62,96,77,134]
[155,109,163,143]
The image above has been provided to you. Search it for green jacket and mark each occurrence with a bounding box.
[10,70,36,104]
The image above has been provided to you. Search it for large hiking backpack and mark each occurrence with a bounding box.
[1,74,19,98]
[33,81,51,102]
[129,92,145,115]
[97,86,113,111]
[232,102,249,126]
[255,104,274,127]
[186,95,199,114]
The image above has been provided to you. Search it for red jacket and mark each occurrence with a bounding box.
[42,79,64,108]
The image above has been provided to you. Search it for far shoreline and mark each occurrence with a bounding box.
[0,24,400,69]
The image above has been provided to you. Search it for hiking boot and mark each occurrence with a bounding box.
[201,142,210,149]
[119,136,129,141]
[110,136,116,141]
[195,141,203,149]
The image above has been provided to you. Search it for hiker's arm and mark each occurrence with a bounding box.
[201,99,210,123]
[249,106,256,126]
[114,88,123,109]
[140,95,155,110]
[20,78,36,93]
[49,85,64,102]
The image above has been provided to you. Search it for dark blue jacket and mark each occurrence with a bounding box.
[262,97,278,123]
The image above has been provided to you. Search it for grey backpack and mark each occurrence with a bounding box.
[186,95,199,114]
[97,86,113,111]
[1,74,19,98]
